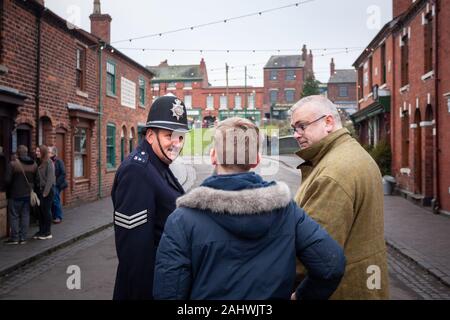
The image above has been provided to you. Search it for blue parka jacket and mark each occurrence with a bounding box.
[153,172,346,300]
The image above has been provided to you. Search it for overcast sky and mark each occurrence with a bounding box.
[45,0,392,87]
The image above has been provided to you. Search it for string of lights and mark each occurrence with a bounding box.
[116,46,364,54]
[111,0,316,44]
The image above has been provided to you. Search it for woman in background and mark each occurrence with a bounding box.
[33,145,55,240]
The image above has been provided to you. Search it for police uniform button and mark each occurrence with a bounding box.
[141,152,145,155]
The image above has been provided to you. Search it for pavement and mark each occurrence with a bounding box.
[0,160,191,279]
[1,154,450,292]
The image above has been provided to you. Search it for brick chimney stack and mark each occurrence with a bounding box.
[330,58,335,76]
[89,0,112,43]
[301,44,307,61]
[393,0,412,18]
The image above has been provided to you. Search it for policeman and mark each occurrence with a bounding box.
[111,95,189,300]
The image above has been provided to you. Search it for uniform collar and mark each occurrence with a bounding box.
[295,128,350,168]
[140,139,169,172]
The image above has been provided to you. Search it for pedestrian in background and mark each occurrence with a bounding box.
[33,145,55,240]
[290,95,389,299]
[4,145,38,245]
[49,146,67,224]
[153,117,346,300]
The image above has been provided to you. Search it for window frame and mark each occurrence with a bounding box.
[138,76,146,107]
[269,90,278,104]
[73,126,89,180]
[285,70,296,81]
[106,123,116,168]
[106,60,117,96]
[285,89,295,103]
[76,47,86,91]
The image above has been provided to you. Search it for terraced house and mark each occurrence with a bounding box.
[0,0,153,237]
[353,0,450,214]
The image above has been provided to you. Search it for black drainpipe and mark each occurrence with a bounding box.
[35,7,43,147]
[432,0,440,213]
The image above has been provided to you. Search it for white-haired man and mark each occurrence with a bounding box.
[290,95,389,299]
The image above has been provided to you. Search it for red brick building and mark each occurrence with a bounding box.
[148,60,264,127]
[327,58,357,121]
[353,0,450,214]
[0,0,153,237]
[263,44,314,120]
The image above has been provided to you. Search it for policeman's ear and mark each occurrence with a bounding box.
[145,128,155,144]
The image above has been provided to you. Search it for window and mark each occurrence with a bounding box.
[184,82,192,89]
[120,127,126,163]
[248,93,255,109]
[106,61,116,95]
[234,95,242,109]
[401,110,409,167]
[220,95,227,109]
[184,95,192,109]
[139,77,146,106]
[129,129,135,154]
[76,47,86,91]
[339,86,348,97]
[424,12,433,73]
[369,56,373,89]
[106,124,116,168]
[401,35,409,86]
[285,90,295,103]
[74,128,88,178]
[168,82,176,90]
[358,67,363,99]
[381,43,387,84]
[270,90,278,104]
[206,95,214,109]
[270,70,278,80]
[285,70,296,81]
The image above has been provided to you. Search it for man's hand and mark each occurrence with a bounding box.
[291,292,297,300]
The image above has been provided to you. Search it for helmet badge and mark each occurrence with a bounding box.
[170,99,185,120]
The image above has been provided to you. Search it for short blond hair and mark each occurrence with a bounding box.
[214,117,260,171]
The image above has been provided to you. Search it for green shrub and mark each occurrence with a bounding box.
[367,140,392,176]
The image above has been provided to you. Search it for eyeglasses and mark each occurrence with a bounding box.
[291,115,327,134]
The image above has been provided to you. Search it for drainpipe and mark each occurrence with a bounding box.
[97,42,104,199]
[432,0,440,213]
[35,8,43,147]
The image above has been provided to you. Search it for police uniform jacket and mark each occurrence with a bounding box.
[112,139,185,300]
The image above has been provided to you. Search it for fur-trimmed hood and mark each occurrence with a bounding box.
[176,174,292,239]
[176,182,291,214]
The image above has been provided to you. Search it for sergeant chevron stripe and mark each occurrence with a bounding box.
[114,210,147,229]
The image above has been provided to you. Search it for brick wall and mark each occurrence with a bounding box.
[100,50,153,197]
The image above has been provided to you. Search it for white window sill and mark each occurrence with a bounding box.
[399,84,410,93]
[379,83,387,90]
[443,92,450,97]
[76,90,89,98]
[421,70,434,81]
[358,98,364,104]
[367,92,373,98]
[400,168,411,175]
[183,87,192,90]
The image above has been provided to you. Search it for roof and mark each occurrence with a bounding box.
[353,14,403,67]
[147,65,203,82]
[264,55,305,69]
[328,69,356,84]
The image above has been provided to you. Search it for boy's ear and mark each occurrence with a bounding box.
[210,148,217,166]
[248,153,261,169]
